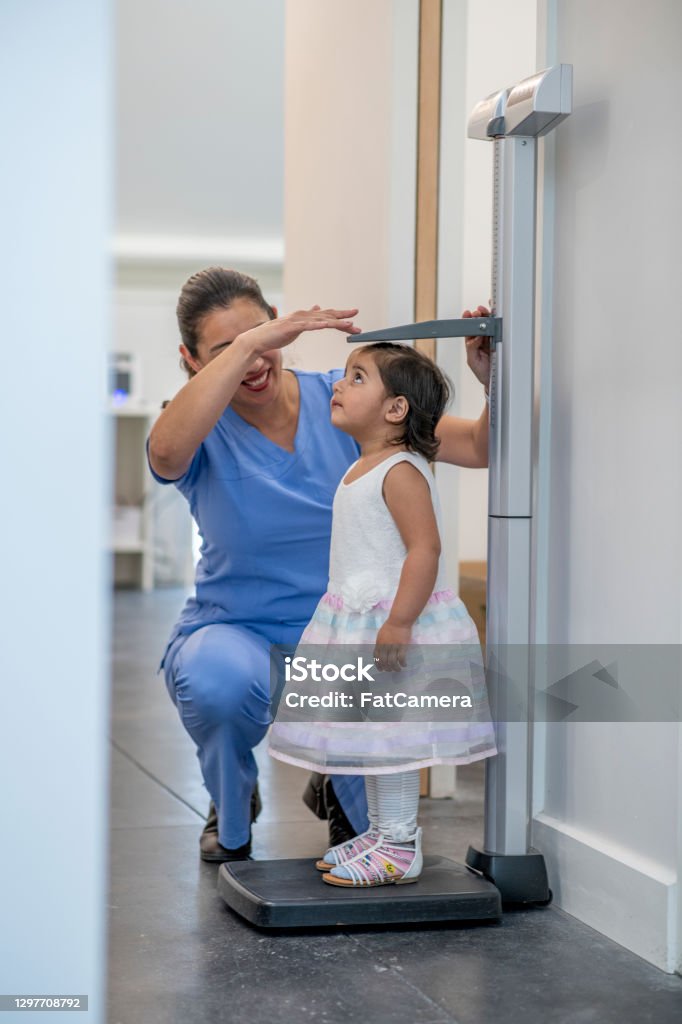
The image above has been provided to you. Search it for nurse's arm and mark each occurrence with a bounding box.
[149,307,360,481]
[148,332,269,480]
[434,406,488,469]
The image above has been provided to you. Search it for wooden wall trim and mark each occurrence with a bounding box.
[414,0,442,363]
[416,2,443,798]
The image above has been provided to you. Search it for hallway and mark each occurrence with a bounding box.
[108,590,682,1023]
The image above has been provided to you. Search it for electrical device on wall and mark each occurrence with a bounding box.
[109,352,141,407]
[218,64,573,929]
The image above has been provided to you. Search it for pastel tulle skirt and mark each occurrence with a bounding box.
[268,590,498,775]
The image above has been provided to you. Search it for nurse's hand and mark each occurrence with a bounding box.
[238,306,362,356]
[463,304,492,389]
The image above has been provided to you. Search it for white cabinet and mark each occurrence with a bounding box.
[110,404,155,590]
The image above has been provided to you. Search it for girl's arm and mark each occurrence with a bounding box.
[374,463,441,672]
[149,307,360,480]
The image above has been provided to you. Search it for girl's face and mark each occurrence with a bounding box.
[331,350,405,440]
[180,298,283,412]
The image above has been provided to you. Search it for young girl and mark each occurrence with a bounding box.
[268,343,498,887]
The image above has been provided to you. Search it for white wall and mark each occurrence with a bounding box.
[532,0,682,972]
[113,0,286,398]
[113,0,286,415]
[116,0,285,246]
[114,1,287,584]
[0,1,111,1015]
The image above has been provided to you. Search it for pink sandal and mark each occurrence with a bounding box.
[321,829,423,887]
[315,828,382,871]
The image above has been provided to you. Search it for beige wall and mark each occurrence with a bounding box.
[283,0,417,373]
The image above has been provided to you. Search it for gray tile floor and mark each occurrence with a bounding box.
[108,590,682,1024]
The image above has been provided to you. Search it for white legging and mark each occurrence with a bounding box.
[365,770,420,843]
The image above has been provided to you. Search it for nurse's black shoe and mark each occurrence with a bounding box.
[301,773,357,848]
[324,777,356,848]
[200,784,261,863]
[200,834,252,863]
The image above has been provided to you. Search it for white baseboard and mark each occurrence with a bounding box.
[533,813,679,974]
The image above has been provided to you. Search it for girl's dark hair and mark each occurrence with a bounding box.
[358,342,452,461]
[176,266,275,377]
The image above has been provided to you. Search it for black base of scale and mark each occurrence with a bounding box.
[218,849,551,929]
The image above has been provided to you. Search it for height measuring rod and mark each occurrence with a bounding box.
[353,65,572,898]
[465,65,572,888]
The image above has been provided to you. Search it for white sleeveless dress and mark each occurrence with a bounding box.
[268,451,498,774]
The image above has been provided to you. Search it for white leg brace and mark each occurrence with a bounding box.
[374,770,420,842]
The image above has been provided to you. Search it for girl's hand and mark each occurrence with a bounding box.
[373,621,412,673]
[238,306,361,356]
[463,304,492,389]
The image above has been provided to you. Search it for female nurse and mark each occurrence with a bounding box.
[147,267,491,862]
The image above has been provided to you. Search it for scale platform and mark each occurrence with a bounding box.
[218,855,502,929]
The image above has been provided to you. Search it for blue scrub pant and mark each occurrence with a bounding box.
[163,622,368,849]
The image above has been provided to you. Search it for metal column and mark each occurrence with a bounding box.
[465,66,572,895]
[481,114,539,857]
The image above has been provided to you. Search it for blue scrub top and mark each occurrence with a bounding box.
[147,369,358,655]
